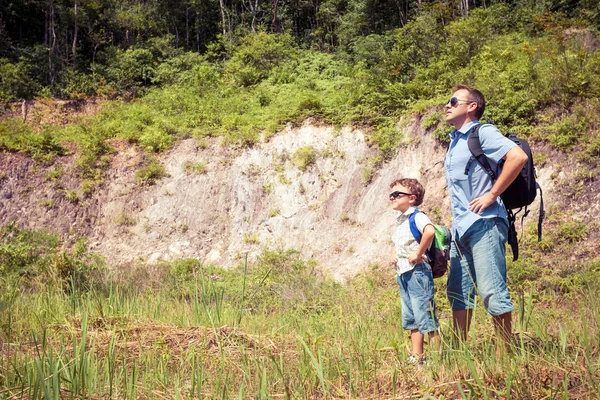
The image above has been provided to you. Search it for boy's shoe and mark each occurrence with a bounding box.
[407,354,429,366]
[406,354,420,365]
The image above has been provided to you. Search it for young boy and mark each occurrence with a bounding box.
[389,178,440,364]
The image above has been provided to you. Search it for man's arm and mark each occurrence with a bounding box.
[469,146,528,214]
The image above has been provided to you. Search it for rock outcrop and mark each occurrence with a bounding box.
[0,118,557,280]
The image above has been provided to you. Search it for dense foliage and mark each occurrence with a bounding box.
[0,0,598,100]
[1,1,600,185]
[1,2,599,163]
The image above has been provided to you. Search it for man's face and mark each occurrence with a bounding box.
[445,89,476,127]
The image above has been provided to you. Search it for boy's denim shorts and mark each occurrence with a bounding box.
[447,217,514,316]
[397,263,439,334]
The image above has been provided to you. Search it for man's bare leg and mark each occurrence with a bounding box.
[492,311,512,345]
[452,309,473,343]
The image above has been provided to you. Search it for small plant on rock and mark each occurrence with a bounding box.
[113,212,136,226]
[293,146,317,171]
[183,161,208,175]
[137,158,167,186]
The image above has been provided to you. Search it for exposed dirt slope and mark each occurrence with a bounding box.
[0,116,577,280]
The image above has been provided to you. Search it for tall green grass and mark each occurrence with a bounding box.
[1,224,600,398]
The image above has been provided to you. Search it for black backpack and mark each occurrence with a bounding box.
[466,124,544,261]
[408,209,451,279]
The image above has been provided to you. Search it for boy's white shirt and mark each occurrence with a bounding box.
[392,206,434,276]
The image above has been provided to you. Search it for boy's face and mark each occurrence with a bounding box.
[389,184,415,213]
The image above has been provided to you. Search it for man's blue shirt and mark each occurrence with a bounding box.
[444,121,516,239]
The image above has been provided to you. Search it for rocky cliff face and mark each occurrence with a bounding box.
[0,118,557,280]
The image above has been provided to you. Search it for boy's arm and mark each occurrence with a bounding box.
[390,245,398,266]
[408,224,435,265]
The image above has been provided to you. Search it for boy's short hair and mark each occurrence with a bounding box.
[389,178,425,206]
[454,85,486,119]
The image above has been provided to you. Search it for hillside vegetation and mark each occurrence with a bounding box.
[2,2,600,171]
[1,0,600,399]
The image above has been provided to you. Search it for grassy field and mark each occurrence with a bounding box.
[2,4,600,397]
[1,225,599,399]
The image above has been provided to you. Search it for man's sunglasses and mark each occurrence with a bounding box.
[448,97,474,107]
[389,191,413,200]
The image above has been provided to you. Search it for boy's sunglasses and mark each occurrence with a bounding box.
[389,191,413,200]
[448,97,474,107]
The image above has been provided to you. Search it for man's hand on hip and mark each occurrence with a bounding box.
[470,192,498,214]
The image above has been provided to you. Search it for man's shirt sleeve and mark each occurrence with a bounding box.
[478,124,517,164]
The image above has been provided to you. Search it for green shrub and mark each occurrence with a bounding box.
[545,116,586,150]
[136,158,167,185]
[96,46,155,95]
[75,129,113,179]
[41,199,57,209]
[224,126,259,148]
[59,69,104,99]
[0,119,65,161]
[388,12,445,79]
[262,183,273,194]
[361,167,374,185]
[369,123,405,159]
[45,166,64,181]
[65,190,79,203]
[183,161,208,174]
[296,97,323,117]
[292,146,318,171]
[0,223,103,292]
[167,258,201,285]
[349,34,394,68]
[422,111,443,130]
[508,257,540,285]
[139,125,175,153]
[152,51,208,86]
[113,212,136,226]
[0,58,41,101]
[257,90,272,107]
[224,32,297,87]
[432,126,451,143]
[361,155,383,185]
[191,64,223,92]
[243,234,260,245]
[247,248,329,312]
[80,179,96,197]
[157,249,334,313]
[557,220,589,243]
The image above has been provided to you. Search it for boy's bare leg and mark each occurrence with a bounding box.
[410,329,425,355]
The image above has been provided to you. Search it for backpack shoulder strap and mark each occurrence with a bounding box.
[408,209,422,243]
[466,124,497,180]
[537,183,545,242]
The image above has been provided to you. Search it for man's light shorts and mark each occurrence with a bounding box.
[397,263,439,334]
[447,217,514,316]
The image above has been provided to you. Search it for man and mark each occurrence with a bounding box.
[444,85,528,342]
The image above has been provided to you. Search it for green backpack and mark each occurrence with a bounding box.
[408,209,451,279]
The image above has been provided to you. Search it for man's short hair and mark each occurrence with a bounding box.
[389,178,425,206]
[454,85,486,119]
